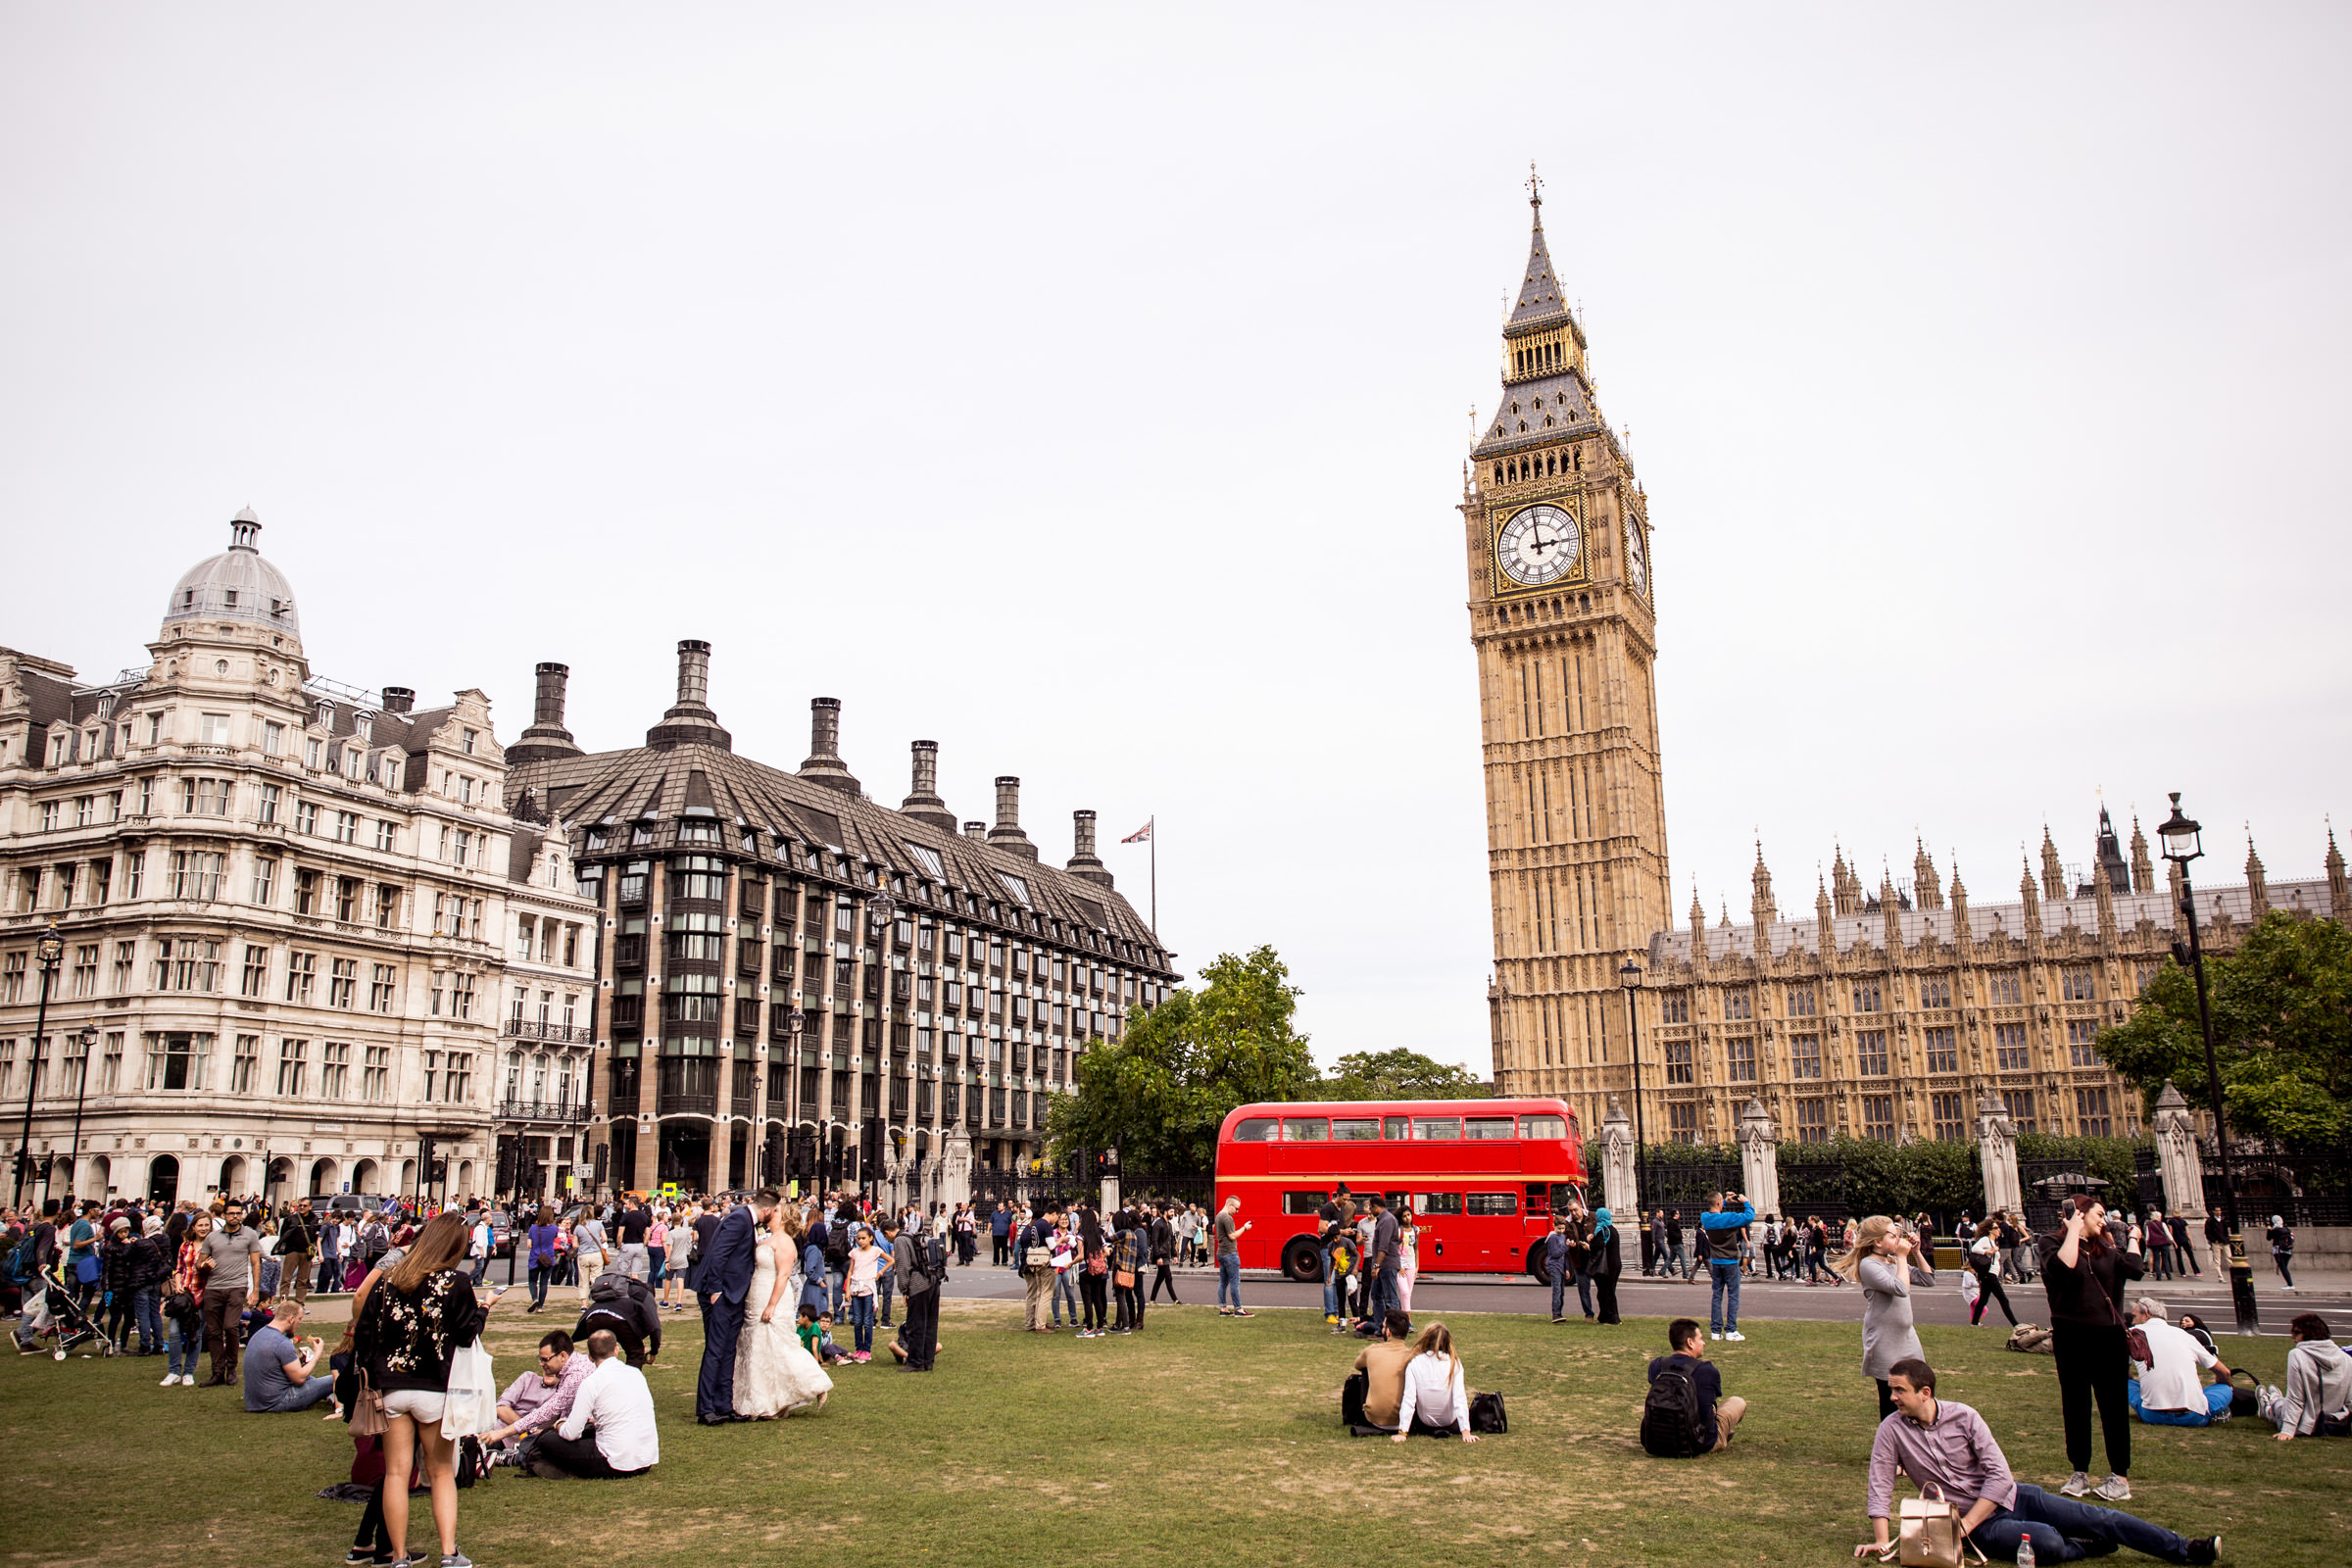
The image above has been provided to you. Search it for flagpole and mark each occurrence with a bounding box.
[1150,816,1157,933]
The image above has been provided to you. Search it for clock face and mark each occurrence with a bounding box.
[1496,503,1581,587]
[1626,519,1648,596]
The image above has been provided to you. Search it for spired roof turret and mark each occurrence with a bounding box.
[163,508,301,644]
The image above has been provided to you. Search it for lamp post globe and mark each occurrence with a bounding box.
[2157,793,2204,865]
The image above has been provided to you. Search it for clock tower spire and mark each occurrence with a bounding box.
[1464,184,1670,1128]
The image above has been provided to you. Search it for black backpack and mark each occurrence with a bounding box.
[1641,1362,1713,1458]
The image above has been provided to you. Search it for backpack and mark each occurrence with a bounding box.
[1640,1362,1713,1458]
[5,1232,38,1285]
[1469,1391,1508,1435]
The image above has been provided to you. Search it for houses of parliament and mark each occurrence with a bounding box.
[1464,180,2347,1149]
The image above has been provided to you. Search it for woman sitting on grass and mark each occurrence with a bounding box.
[1391,1322,1481,1443]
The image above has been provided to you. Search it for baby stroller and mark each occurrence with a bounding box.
[20,1264,117,1360]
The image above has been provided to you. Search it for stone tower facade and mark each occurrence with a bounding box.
[1467,177,1671,1104]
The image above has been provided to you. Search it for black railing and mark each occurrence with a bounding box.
[1778,1161,1853,1228]
[659,1091,718,1116]
[503,1020,595,1044]
[498,1098,591,1124]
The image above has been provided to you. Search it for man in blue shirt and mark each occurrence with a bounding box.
[242,1300,337,1412]
[1699,1192,1755,1343]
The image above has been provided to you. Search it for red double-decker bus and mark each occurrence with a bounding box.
[1211,1098,1587,1281]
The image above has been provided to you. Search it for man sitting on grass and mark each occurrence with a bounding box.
[2126,1298,2235,1427]
[534,1330,659,1480]
[1343,1309,1416,1433]
[240,1299,338,1414]
[1642,1317,1745,1456]
[1858,1356,2221,1564]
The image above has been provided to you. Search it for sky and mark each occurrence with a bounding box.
[4,6,2347,1075]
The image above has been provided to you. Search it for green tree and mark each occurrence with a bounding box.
[1298,1048,1489,1102]
[1045,945,1314,1172]
[2097,910,2352,1149]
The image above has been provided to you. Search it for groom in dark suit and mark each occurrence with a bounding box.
[695,1191,774,1423]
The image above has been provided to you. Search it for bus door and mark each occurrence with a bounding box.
[1465,1188,1523,1271]
[1412,1191,1461,1270]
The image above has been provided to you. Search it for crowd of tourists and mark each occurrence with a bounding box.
[8,1179,2344,1566]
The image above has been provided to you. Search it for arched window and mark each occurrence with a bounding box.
[504,1051,523,1099]
[531,1052,550,1101]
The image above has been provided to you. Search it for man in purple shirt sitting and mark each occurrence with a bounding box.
[481,1330,595,1461]
[1857,1356,2222,1565]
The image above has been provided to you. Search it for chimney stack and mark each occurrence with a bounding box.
[645,638,732,751]
[987,776,1038,860]
[535,662,569,729]
[797,697,859,795]
[901,739,956,832]
[380,687,416,714]
[963,820,987,841]
[1067,808,1114,888]
[509,661,583,765]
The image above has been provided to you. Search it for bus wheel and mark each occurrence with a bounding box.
[1525,1250,1548,1283]
[1280,1237,1321,1283]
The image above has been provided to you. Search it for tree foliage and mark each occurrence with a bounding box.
[2096,910,2352,1149]
[1045,946,1314,1173]
[1297,1049,1489,1102]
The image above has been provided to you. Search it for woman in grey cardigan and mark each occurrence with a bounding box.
[1833,1214,1939,1423]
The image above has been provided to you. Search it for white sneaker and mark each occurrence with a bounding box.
[2094,1475,2132,1502]
[159,1372,179,1387]
[1709,1331,1722,1341]
[1724,1331,1746,1342]
[2060,1471,2090,1498]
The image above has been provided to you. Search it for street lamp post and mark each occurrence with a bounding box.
[1619,957,1646,1220]
[863,894,896,1203]
[65,1028,99,1204]
[11,924,66,1208]
[786,1007,807,1191]
[2157,792,2260,1336]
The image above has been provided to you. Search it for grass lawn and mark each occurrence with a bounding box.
[5,1301,2348,1567]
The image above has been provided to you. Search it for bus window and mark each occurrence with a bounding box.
[1232,1117,1277,1142]
[1382,1116,1409,1140]
[1283,1191,1328,1215]
[1464,1116,1516,1141]
[1412,1116,1460,1141]
[1282,1117,1329,1142]
[1549,1183,1584,1212]
[1331,1118,1380,1141]
[1526,1182,1550,1215]
[1413,1192,1462,1216]
[1466,1192,1519,1216]
[1522,1114,1567,1140]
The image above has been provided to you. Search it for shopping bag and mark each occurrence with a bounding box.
[440,1338,497,1440]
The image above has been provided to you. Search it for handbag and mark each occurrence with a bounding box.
[1469,1391,1508,1434]
[1114,1268,1137,1290]
[1897,1484,1985,1568]
[351,1370,389,1438]
[440,1338,497,1440]
[1026,1246,1054,1271]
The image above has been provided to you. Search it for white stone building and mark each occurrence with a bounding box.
[0,511,598,1209]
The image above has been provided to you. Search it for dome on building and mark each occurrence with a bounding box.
[163,508,301,639]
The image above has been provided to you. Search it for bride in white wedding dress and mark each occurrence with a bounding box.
[735,1206,834,1419]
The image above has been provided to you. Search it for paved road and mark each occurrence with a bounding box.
[937,1264,2352,1335]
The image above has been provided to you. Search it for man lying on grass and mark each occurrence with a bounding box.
[1857,1356,2221,1564]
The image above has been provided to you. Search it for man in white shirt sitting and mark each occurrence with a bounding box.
[2126,1298,2236,1427]
[532,1329,660,1479]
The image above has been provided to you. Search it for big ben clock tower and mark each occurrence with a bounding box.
[1467,172,1672,1118]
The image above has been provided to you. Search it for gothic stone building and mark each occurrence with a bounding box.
[1465,189,2347,1149]
[0,512,598,1209]
[500,640,1175,1197]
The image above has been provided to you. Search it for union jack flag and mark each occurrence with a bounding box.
[1121,818,1153,844]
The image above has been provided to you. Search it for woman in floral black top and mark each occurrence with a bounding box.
[353,1212,502,1568]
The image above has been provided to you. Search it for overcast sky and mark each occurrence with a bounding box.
[5,6,2346,1074]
